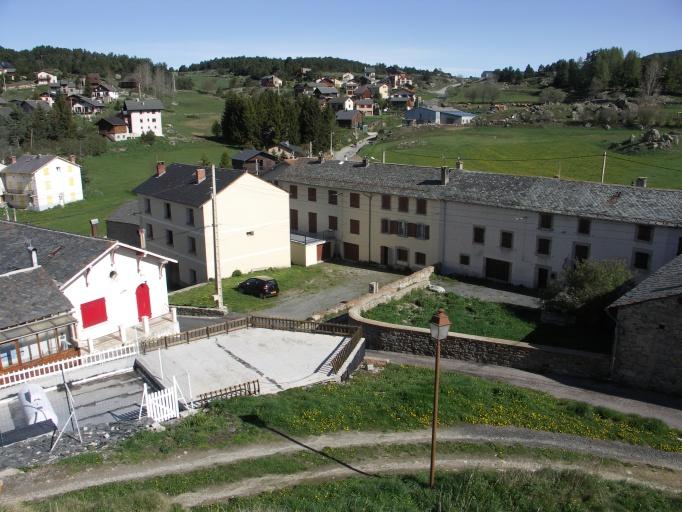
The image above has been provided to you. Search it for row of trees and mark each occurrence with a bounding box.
[491,47,682,97]
[0,45,153,80]
[0,96,106,160]
[219,90,334,153]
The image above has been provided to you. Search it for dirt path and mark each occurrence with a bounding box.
[174,455,682,508]
[3,425,681,504]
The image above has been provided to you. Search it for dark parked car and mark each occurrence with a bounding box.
[237,276,279,298]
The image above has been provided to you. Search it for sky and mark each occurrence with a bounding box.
[1,0,681,76]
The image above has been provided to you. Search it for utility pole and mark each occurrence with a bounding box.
[382,150,386,164]
[330,130,334,156]
[600,152,607,184]
[211,165,224,310]
[309,141,313,158]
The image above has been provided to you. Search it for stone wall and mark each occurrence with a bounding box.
[174,305,229,317]
[349,310,611,380]
[613,296,682,396]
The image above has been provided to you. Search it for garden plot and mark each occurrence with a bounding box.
[136,328,349,398]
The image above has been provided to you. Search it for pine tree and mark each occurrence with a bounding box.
[49,95,76,140]
[219,151,230,169]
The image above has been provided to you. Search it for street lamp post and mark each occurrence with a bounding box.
[429,307,451,489]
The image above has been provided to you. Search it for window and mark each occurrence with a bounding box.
[166,229,174,246]
[396,247,408,262]
[350,219,360,234]
[308,187,316,201]
[380,218,389,233]
[164,202,172,219]
[460,254,470,265]
[80,298,108,328]
[290,209,298,230]
[290,184,298,199]
[398,196,409,212]
[188,236,196,254]
[634,251,651,270]
[416,198,427,215]
[574,243,590,261]
[500,231,513,249]
[415,252,426,265]
[578,218,591,235]
[636,224,653,242]
[381,194,391,210]
[328,215,338,231]
[416,224,430,240]
[328,190,338,205]
[144,198,151,214]
[146,223,154,240]
[678,237,682,256]
[539,213,553,230]
[537,237,551,255]
[473,226,485,244]
[189,269,197,284]
[308,212,317,233]
[186,208,195,226]
[407,222,417,237]
[349,192,360,208]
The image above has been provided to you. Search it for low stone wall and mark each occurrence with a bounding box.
[311,266,435,321]
[349,309,611,380]
[174,305,229,317]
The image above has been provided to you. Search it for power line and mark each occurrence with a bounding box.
[607,154,682,173]
[384,150,604,162]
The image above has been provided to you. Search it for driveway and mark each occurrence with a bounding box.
[260,264,403,320]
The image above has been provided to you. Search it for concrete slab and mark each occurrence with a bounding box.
[136,328,348,397]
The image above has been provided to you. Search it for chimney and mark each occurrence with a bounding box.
[28,245,38,267]
[138,227,146,249]
[69,154,77,164]
[89,218,99,237]
[195,167,206,184]
[156,161,166,177]
[635,176,648,188]
[455,158,464,171]
[8,155,16,165]
[440,166,450,185]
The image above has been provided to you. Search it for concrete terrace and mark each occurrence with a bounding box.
[137,328,352,397]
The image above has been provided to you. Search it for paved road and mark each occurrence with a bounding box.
[431,278,542,309]
[333,132,377,162]
[367,350,682,430]
[261,265,402,320]
[4,425,680,504]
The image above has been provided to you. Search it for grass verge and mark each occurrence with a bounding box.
[169,263,348,312]
[362,288,609,352]
[106,365,681,464]
[28,442,651,511]
[199,468,682,512]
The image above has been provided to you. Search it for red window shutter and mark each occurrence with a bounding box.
[80,298,108,328]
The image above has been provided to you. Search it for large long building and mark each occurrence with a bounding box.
[265,158,682,289]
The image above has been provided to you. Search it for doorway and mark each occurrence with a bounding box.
[135,283,152,321]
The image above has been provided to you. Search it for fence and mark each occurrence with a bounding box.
[195,379,260,407]
[140,317,249,353]
[330,328,364,375]
[140,382,180,423]
[0,343,139,389]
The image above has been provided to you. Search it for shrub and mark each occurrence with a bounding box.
[140,130,156,145]
[232,269,242,277]
[539,87,566,104]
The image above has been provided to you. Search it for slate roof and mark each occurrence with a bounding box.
[96,115,127,127]
[0,221,115,285]
[336,110,361,120]
[278,141,305,157]
[70,95,104,108]
[132,163,246,207]
[314,86,338,95]
[267,159,682,227]
[231,149,275,163]
[0,267,74,330]
[330,96,352,104]
[106,199,140,225]
[610,255,682,308]
[123,99,164,111]
[355,98,374,106]
[2,154,59,175]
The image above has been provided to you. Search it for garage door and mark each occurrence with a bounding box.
[485,258,510,282]
[343,242,360,261]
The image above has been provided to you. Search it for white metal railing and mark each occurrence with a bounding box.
[0,343,139,389]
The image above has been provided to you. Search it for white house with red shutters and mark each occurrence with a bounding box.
[0,222,177,371]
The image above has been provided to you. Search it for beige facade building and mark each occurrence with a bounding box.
[134,162,290,288]
[266,159,682,289]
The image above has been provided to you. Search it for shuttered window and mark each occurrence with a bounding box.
[81,298,108,328]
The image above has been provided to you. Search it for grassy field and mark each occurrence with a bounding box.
[362,288,608,352]
[104,365,681,464]
[15,138,231,234]
[201,470,682,512]
[360,125,682,189]
[163,90,224,138]
[169,263,348,312]
[446,82,543,104]
[27,443,677,511]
